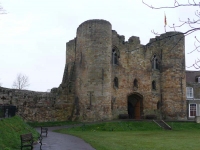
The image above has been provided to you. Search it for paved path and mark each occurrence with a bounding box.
[33,126,95,150]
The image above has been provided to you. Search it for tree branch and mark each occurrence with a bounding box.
[142,0,200,69]
[142,0,200,9]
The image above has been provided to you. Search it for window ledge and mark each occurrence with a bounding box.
[187,98,200,100]
[187,98,194,100]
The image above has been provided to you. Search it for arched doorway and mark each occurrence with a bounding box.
[128,93,143,119]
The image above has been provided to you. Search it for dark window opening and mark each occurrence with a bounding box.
[152,55,160,70]
[112,49,119,65]
[68,82,72,93]
[133,79,138,88]
[157,101,161,110]
[152,80,156,90]
[195,76,200,83]
[114,77,118,88]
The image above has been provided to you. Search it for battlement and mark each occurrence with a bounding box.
[149,31,184,43]
[77,19,111,31]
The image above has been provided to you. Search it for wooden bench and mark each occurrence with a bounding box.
[41,127,48,137]
[20,133,43,150]
[20,133,33,150]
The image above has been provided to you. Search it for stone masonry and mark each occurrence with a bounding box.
[60,19,187,121]
[0,87,66,122]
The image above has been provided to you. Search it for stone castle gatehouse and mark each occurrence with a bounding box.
[60,19,186,121]
[0,19,188,122]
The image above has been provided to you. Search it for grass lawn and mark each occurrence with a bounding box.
[56,121,200,150]
[0,116,39,150]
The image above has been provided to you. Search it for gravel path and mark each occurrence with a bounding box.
[33,126,96,150]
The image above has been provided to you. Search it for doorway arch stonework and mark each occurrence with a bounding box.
[127,93,143,119]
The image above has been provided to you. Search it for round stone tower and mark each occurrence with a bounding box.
[160,32,186,120]
[75,19,112,121]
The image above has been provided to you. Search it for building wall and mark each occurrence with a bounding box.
[109,30,186,120]
[186,71,200,119]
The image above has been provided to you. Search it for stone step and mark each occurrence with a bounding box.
[153,120,172,130]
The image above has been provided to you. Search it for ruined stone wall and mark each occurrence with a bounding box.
[59,38,76,120]
[0,87,71,122]
[62,39,76,86]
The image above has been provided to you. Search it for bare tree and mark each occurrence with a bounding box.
[13,74,30,90]
[142,0,200,69]
[0,2,6,14]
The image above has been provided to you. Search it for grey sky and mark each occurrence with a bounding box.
[0,0,199,91]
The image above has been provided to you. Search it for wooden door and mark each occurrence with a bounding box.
[134,101,140,119]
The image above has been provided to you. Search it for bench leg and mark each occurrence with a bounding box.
[21,146,33,150]
[40,143,42,150]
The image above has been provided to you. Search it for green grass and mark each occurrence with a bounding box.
[27,120,80,127]
[64,121,163,131]
[55,121,200,150]
[0,116,39,150]
[167,121,200,130]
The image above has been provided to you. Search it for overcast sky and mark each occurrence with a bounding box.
[0,0,199,91]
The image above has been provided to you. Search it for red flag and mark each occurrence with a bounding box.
[164,13,167,26]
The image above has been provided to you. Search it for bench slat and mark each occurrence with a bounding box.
[20,133,33,150]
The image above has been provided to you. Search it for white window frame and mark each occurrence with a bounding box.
[189,103,197,117]
[198,77,200,83]
[186,87,193,98]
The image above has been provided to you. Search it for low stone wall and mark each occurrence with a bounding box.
[0,87,71,122]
